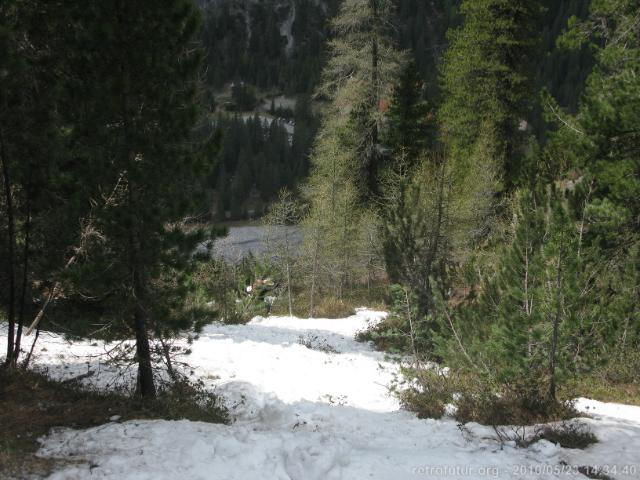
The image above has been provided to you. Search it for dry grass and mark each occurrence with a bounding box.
[270,282,388,319]
[0,368,227,479]
[563,377,640,406]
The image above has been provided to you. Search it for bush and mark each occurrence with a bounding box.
[600,350,640,386]
[355,314,411,352]
[397,365,578,426]
[396,368,453,419]
[188,255,273,325]
[454,382,577,426]
[535,422,597,449]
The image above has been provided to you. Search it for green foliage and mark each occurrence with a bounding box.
[263,189,302,315]
[432,189,602,412]
[385,61,434,167]
[314,0,401,199]
[200,0,339,94]
[381,143,498,317]
[439,0,544,186]
[545,0,640,364]
[301,0,400,312]
[229,83,258,111]
[396,368,452,419]
[189,254,277,325]
[211,106,315,221]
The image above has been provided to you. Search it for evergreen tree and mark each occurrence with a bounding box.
[385,61,434,168]
[302,0,401,307]
[0,0,83,366]
[316,0,401,200]
[438,189,598,409]
[545,0,640,364]
[68,0,205,397]
[439,0,544,187]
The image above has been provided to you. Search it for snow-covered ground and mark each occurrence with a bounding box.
[4,309,640,479]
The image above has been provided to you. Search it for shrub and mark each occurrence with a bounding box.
[355,314,410,352]
[397,368,453,419]
[535,421,597,449]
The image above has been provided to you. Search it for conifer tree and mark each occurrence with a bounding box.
[302,0,401,306]
[385,60,433,168]
[546,0,640,364]
[67,0,205,397]
[315,0,401,200]
[439,0,543,187]
[0,0,82,366]
[438,189,599,408]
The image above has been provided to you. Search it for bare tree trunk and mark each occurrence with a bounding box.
[22,322,40,370]
[422,156,447,314]
[12,202,30,365]
[309,224,320,318]
[128,176,156,399]
[133,277,156,398]
[158,334,177,382]
[1,131,17,366]
[548,246,563,403]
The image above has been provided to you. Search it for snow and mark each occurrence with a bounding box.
[3,309,640,479]
[574,397,640,423]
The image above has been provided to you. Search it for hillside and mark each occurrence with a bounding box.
[199,0,593,221]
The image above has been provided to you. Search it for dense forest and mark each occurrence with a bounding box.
[200,0,596,220]
[1,0,639,477]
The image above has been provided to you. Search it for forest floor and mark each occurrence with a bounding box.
[1,310,640,479]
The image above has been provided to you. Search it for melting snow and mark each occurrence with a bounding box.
[3,309,640,479]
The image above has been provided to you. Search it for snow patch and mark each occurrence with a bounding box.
[3,309,640,479]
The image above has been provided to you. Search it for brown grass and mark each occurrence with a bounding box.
[0,368,227,479]
[270,282,388,319]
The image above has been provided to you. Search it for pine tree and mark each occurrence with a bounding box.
[385,60,434,169]
[316,0,402,200]
[439,0,544,187]
[439,189,598,408]
[0,0,82,366]
[68,0,205,397]
[546,0,640,366]
[302,0,401,307]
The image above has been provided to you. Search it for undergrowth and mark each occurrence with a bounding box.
[0,368,228,479]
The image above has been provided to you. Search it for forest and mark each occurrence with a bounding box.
[1,0,639,478]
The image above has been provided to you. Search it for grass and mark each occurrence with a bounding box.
[0,368,227,479]
[269,282,388,319]
[564,376,640,406]
[561,352,640,406]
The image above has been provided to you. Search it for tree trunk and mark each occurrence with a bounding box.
[23,322,40,370]
[368,0,380,198]
[128,174,156,398]
[12,202,31,365]
[308,224,320,318]
[134,302,156,397]
[286,262,292,316]
[548,247,563,403]
[1,132,17,366]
